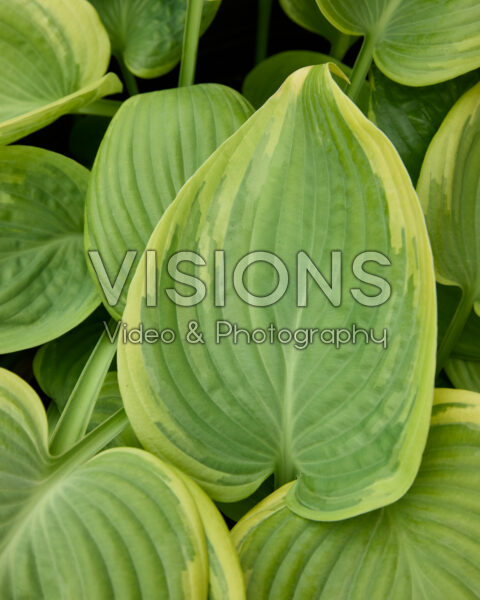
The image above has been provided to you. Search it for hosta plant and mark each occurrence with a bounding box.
[1,0,480,598]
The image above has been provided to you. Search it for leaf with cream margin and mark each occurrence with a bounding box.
[316,0,480,86]
[0,367,245,599]
[0,0,122,145]
[232,389,480,600]
[0,146,100,354]
[417,82,480,373]
[242,51,369,112]
[85,84,254,319]
[119,64,436,521]
[89,0,222,78]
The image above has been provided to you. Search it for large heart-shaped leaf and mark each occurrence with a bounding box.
[0,146,100,354]
[0,0,122,145]
[89,0,222,78]
[86,84,253,319]
[233,388,480,599]
[242,51,369,111]
[316,0,480,86]
[0,367,244,599]
[119,64,436,521]
[370,66,480,183]
[417,82,480,372]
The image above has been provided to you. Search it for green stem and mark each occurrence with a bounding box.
[50,320,118,456]
[52,410,128,475]
[436,291,473,377]
[255,0,273,64]
[178,0,204,87]
[330,33,353,62]
[118,56,139,96]
[76,99,122,117]
[348,35,375,103]
[274,454,296,489]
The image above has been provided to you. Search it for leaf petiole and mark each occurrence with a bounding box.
[53,409,128,474]
[178,0,204,87]
[50,319,118,455]
[118,56,139,96]
[436,290,474,377]
[348,34,375,102]
[255,0,274,65]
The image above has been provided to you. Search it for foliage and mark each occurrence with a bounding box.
[1,0,480,597]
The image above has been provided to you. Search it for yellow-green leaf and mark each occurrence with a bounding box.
[0,0,122,145]
[119,64,436,521]
[0,147,100,354]
[316,0,480,86]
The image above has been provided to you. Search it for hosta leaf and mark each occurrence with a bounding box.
[0,147,100,354]
[417,82,480,372]
[370,66,480,183]
[0,367,243,599]
[316,0,480,86]
[418,82,480,303]
[279,0,357,54]
[0,0,122,145]
[233,388,480,599]
[181,476,246,600]
[89,0,222,78]
[86,84,253,319]
[242,51,369,112]
[119,64,436,521]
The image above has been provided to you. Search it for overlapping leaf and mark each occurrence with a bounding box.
[0,0,122,145]
[242,51,369,111]
[89,0,222,78]
[233,389,480,599]
[0,367,244,599]
[316,0,480,86]
[418,82,480,304]
[119,64,436,521]
[370,66,480,183]
[417,82,480,373]
[86,84,253,318]
[0,147,100,354]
